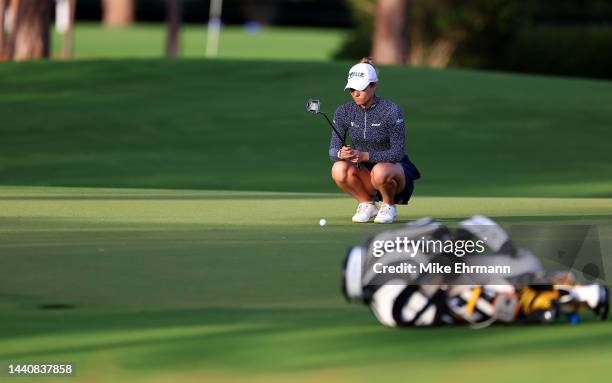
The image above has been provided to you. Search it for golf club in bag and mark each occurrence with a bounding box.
[342,216,610,327]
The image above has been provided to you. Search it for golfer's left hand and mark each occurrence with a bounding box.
[350,150,368,163]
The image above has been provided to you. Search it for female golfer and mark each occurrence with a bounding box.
[330,58,420,224]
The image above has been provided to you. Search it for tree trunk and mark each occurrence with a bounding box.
[0,0,7,60]
[5,0,18,59]
[102,0,134,27]
[11,0,51,61]
[371,0,408,65]
[166,0,181,57]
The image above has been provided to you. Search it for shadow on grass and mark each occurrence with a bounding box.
[1,306,611,372]
[0,194,346,201]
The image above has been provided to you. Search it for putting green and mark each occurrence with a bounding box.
[1,186,611,383]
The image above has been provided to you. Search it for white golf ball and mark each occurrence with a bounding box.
[319,219,327,226]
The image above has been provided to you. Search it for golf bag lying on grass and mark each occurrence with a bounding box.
[342,216,609,327]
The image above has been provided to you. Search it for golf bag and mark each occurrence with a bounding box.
[342,216,609,327]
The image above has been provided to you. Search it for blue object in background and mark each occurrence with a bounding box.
[245,21,262,35]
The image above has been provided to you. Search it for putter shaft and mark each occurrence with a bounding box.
[320,112,345,146]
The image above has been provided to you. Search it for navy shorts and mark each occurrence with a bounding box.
[361,155,420,205]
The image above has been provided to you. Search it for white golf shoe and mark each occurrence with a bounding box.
[374,203,397,224]
[352,202,378,223]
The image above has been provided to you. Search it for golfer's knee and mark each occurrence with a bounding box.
[331,161,351,184]
[370,166,394,186]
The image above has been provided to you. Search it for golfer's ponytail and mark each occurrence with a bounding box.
[359,57,375,66]
[359,57,378,78]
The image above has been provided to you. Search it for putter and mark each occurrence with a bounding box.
[306,98,359,168]
[306,99,346,144]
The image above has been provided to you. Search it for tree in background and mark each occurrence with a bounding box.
[0,0,7,59]
[102,0,134,27]
[412,0,520,69]
[371,0,408,65]
[339,0,412,65]
[2,0,52,61]
[337,0,520,68]
[335,0,376,61]
[166,0,182,57]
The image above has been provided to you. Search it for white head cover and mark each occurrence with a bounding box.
[344,63,378,91]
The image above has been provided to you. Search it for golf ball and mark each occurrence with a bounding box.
[319,219,327,226]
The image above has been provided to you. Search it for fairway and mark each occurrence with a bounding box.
[1,187,612,382]
[51,24,347,61]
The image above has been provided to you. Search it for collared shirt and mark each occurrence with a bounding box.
[329,95,406,163]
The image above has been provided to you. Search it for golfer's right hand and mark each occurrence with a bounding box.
[340,146,355,160]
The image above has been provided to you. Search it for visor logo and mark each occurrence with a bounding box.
[348,72,365,79]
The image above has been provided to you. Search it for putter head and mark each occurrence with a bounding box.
[306,99,321,114]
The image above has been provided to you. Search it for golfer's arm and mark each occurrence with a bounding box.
[329,110,347,161]
[329,133,344,161]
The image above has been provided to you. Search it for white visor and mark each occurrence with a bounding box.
[344,63,378,91]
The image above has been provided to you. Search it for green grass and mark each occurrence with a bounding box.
[51,23,347,61]
[1,186,611,383]
[1,59,611,197]
[1,57,612,382]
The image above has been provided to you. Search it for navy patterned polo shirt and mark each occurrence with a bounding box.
[329,95,407,163]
